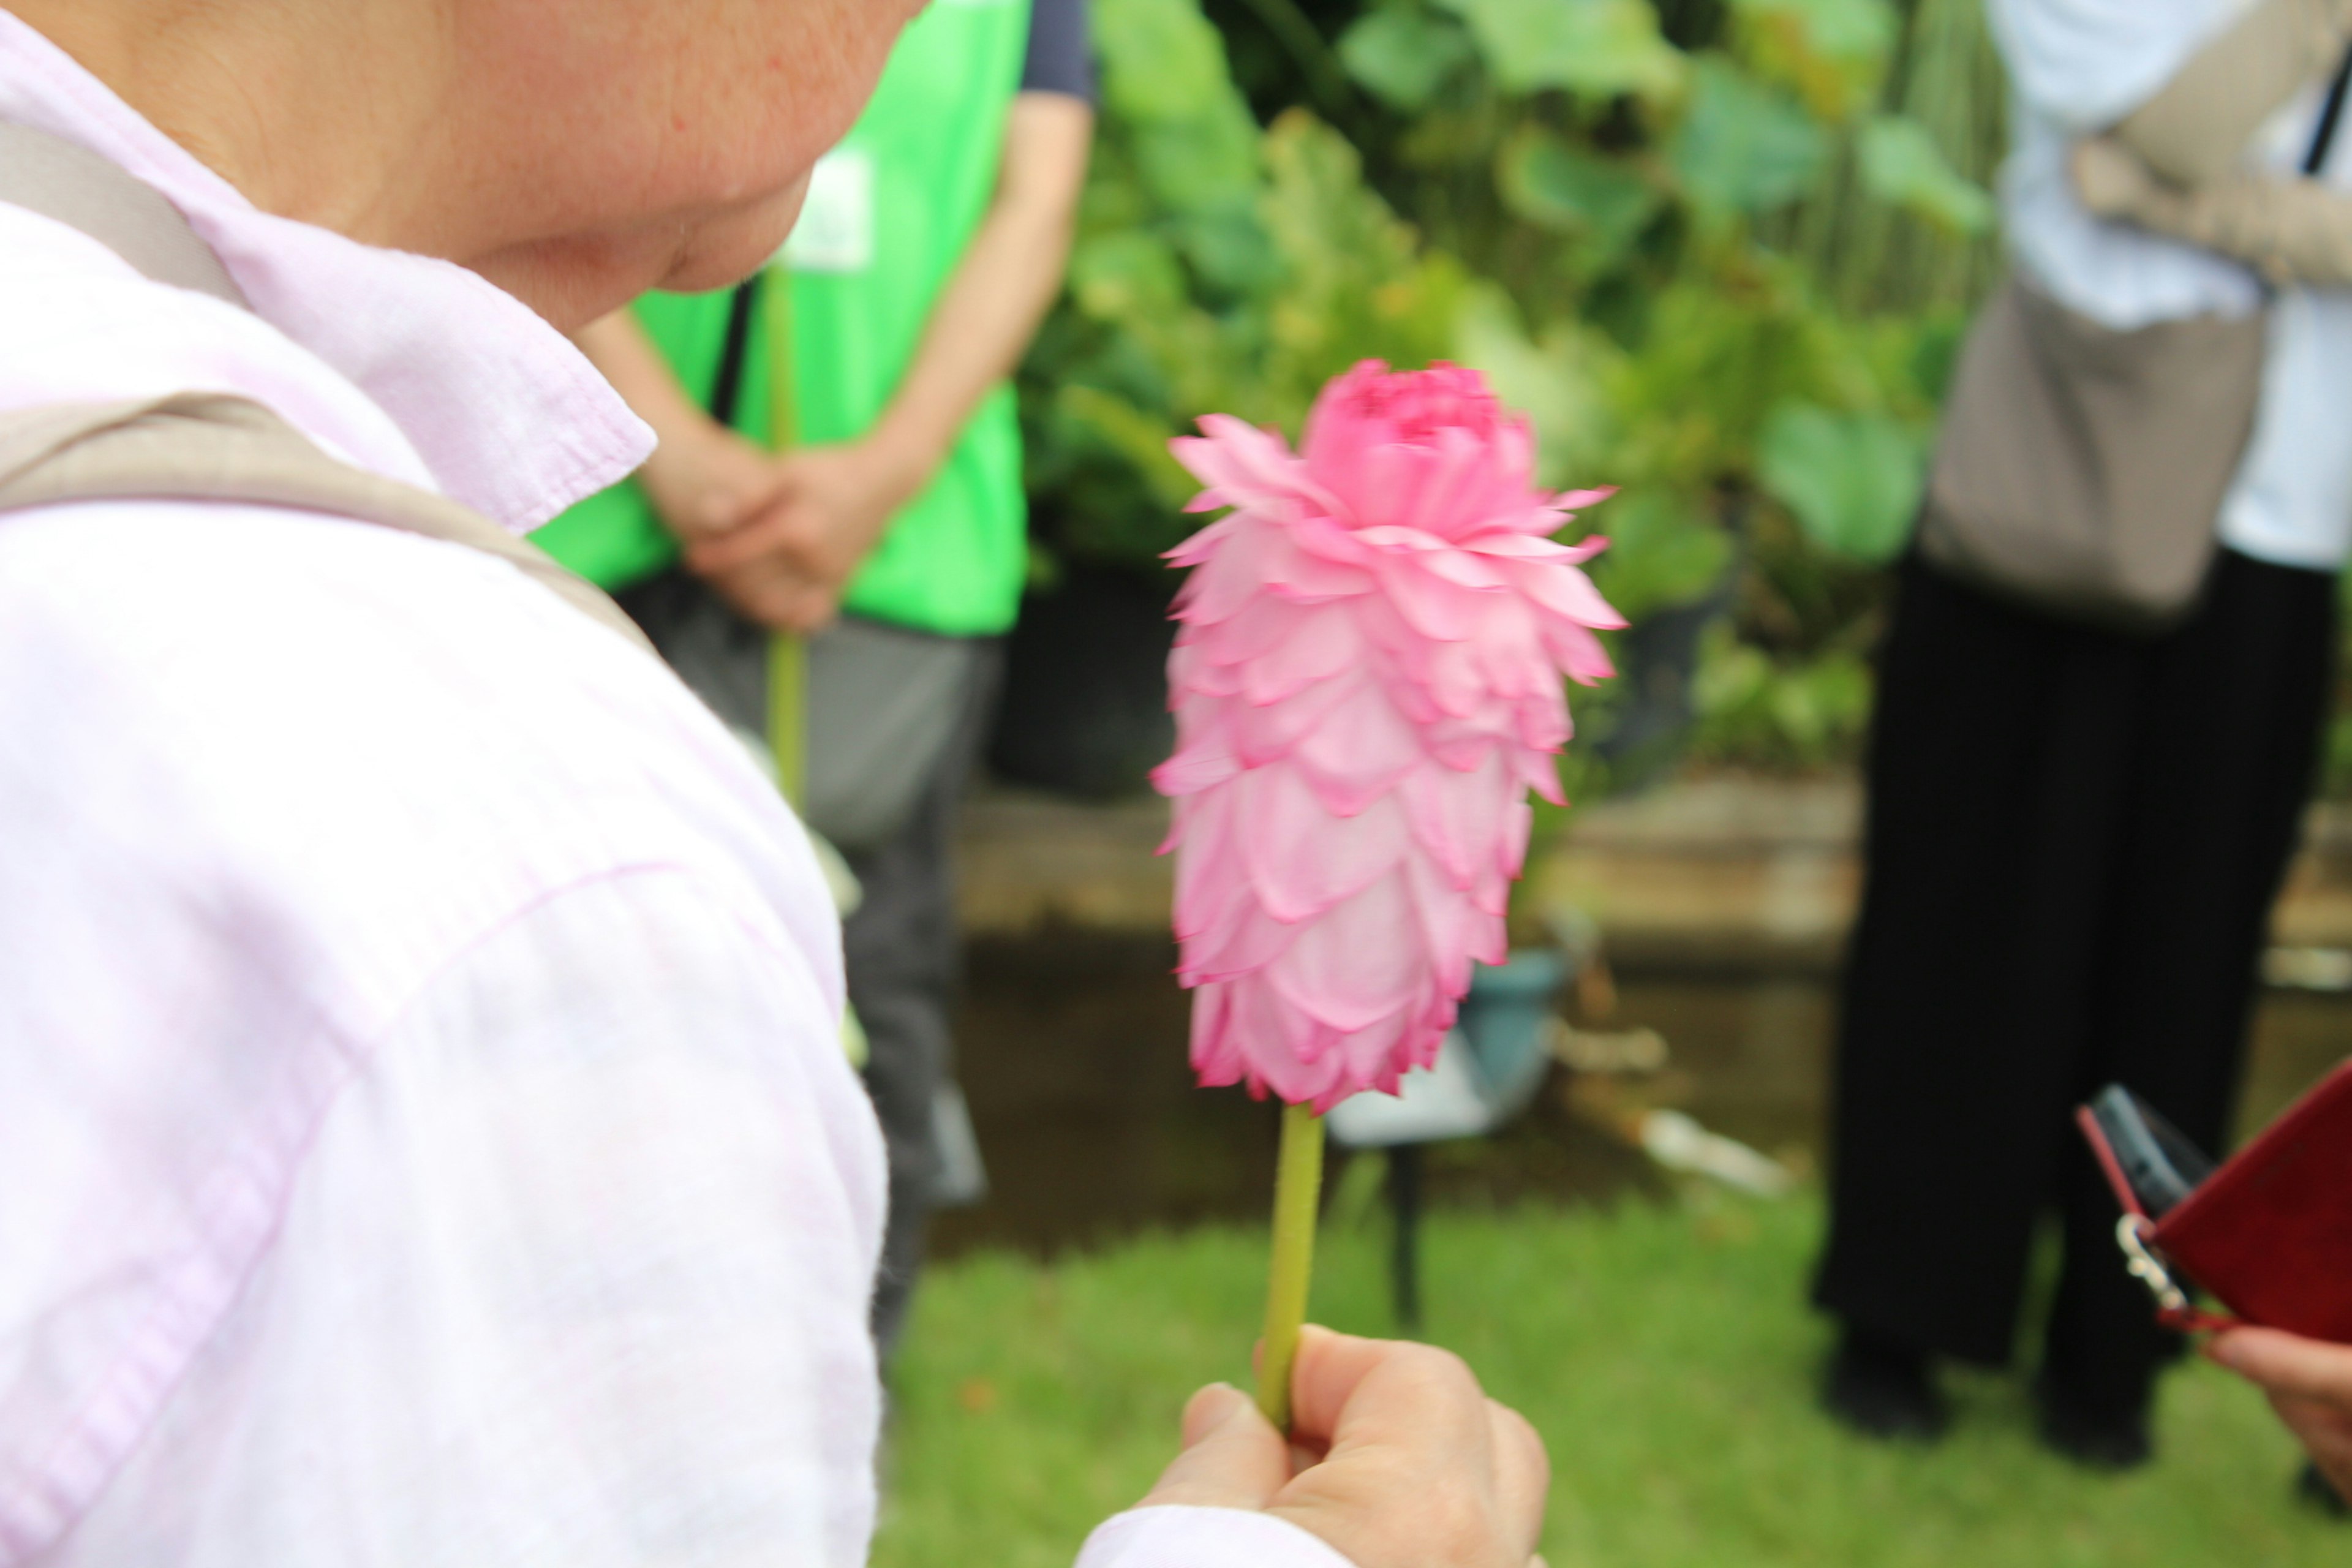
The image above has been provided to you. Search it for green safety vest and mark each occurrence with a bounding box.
[535,0,1032,638]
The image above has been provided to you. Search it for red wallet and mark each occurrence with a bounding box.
[2078,1061,2352,1342]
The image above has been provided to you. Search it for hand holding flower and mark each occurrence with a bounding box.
[1139,1327,1551,1568]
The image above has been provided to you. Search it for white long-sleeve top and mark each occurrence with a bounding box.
[1989,0,2352,570]
[0,16,1342,1568]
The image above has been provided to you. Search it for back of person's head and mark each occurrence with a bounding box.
[9,0,924,326]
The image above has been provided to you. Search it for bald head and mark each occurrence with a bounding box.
[8,0,922,327]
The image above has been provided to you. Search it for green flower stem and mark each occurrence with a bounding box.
[769,633,809,810]
[764,274,807,816]
[1257,1101,1327,1433]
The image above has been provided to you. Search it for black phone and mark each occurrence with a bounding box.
[2085,1085,2216,1219]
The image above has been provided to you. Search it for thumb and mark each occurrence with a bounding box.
[1139,1384,1291,1512]
[701,490,782,543]
[688,499,800,573]
[695,485,741,535]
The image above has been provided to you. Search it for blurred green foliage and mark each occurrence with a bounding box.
[1020,0,2009,780]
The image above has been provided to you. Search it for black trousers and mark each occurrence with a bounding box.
[1815,550,2334,1409]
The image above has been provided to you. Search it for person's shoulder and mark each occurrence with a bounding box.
[0,497,824,1027]
[0,494,627,739]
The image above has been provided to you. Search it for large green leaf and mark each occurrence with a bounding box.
[1094,0,1261,218]
[1692,635,1873,767]
[1755,402,1923,564]
[1729,0,1896,120]
[1068,230,1189,320]
[1128,115,1259,220]
[1668,56,1828,216]
[1257,112,1472,409]
[1055,383,1203,511]
[1093,0,1242,122]
[1169,206,1280,298]
[1732,0,1894,66]
[1452,283,1618,488]
[1338,5,1477,110]
[1438,0,1686,100]
[1496,127,1662,266]
[1858,113,1996,235]
[1589,490,1737,623]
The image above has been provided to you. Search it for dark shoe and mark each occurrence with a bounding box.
[2298,1461,2351,1518]
[2034,1378,2152,1471]
[1823,1328,1950,1442]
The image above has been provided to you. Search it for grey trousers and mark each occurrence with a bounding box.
[842,641,1001,1354]
[611,568,1002,1357]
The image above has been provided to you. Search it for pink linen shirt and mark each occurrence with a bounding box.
[0,17,1344,1568]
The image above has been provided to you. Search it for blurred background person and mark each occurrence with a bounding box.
[1815,0,2352,1471]
[537,0,1095,1357]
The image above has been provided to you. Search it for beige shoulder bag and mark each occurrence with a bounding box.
[1918,51,2352,633]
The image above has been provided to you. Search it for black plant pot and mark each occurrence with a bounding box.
[987,564,1177,799]
[1595,584,1732,788]
[1596,507,1747,791]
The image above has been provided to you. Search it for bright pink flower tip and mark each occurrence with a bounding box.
[1156,363,1622,1107]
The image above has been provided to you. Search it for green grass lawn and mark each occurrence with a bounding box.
[876,1189,2337,1566]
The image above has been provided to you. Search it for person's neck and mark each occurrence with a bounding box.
[10,0,460,255]
[5,0,816,329]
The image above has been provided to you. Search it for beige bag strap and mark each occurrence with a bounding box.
[0,123,245,304]
[0,394,657,653]
[0,124,655,657]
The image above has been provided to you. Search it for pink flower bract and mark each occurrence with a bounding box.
[1153,361,1626,1111]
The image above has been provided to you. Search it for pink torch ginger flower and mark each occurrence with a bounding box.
[1153,361,1626,1111]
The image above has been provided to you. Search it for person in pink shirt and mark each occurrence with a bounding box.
[0,2,1544,1566]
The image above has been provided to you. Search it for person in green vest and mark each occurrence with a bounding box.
[537,0,1095,1355]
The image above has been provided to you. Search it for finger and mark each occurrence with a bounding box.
[687,489,815,571]
[697,467,798,538]
[2275,1398,2352,1496]
[687,518,796,575]
[779,603,836,637]
[1240,1336,1336,1466]
[710,571,818,635]
[695,488,750,537]
[1284,1328,1418,1443]
[1140,1383,1292,1511]
[772,590,836,637]
[1182,1382,1253,1448]
[1487,1398,1550,1556]
[2267,1391,2352,1449]
[1291,1329,1490,1462]
[2210,1329,2352,1404]
[768,579,842,636]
